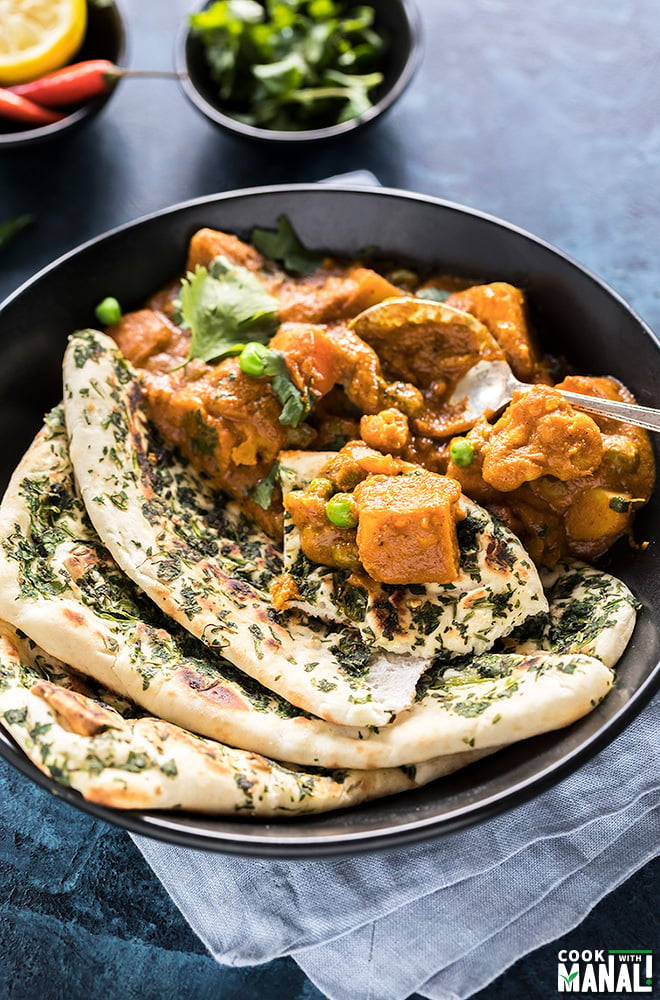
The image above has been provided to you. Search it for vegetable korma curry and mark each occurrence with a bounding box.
[110,220,654,572]
[0,216,652,816]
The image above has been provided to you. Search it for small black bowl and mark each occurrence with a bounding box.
[176,0,422,143]
[0,0,126,151]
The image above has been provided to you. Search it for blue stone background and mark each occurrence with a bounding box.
[0,1,658,997]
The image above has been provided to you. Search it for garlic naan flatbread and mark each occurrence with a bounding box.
[0,626,491,814]
[63,332,432,727]
[62,330,547,728]
[0,406,618,769]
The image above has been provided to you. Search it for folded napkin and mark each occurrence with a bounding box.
[131,171,658,999]
[132,690,658,1000]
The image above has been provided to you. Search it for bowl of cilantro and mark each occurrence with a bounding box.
[176,0,422,142]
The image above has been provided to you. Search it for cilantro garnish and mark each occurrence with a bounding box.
[251,460,281,509]
[251,215,323,276]
[238,342,309,427]
[189,0,387,132]
[609,495,631,513]
[273,367,308,426]
[0,214,34,251]
[179,256,279,363]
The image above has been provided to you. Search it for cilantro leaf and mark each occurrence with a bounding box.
[238,342,310,427]
[251,460,280,509]
[0,214,34,251]
[179,256,279,363]
[272,372,308,426]
[252,53,307,97]
[251,215,323,276]
[323,69,384,123]
[189,0,263,99]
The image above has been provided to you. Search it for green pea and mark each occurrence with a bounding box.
[608,495,631,513]
[325,493,358,529]
[386,268,419,288]
[239,342,270,377]
[416,287,450,302]
[449,437,475,467]
[309,477,334,499]
[239,342,286,378]
[95,296,122,326]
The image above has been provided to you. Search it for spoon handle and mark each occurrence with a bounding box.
[559,390,660,433]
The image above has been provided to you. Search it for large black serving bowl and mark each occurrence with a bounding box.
[0,185,658,857]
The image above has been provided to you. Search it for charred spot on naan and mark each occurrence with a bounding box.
[175,667,253,710]
[62,607,87,629]
[484,535,518,574]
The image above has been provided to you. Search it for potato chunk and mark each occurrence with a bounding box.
[564,487,634,543]
[187,228,265,273]
[354,471,464,584]
[110,309,184,370]
[277,266,402,324]
[350,296,504,389]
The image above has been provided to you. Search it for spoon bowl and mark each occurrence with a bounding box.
[450,359,660,433]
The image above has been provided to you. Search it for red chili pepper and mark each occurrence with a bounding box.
[9,60,182,108]
[9,59,120,107]
[0,88,64,126]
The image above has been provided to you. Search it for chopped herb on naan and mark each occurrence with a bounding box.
[506,560,638,668]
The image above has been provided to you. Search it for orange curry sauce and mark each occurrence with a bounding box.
[108,227,655,578]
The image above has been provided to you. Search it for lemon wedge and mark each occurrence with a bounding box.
[0,0,87,86]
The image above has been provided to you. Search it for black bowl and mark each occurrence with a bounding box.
[176,0,422,142]
[0,0,126,150]
[0,185,658,856]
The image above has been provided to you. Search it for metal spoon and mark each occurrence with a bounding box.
[448,359,660,433]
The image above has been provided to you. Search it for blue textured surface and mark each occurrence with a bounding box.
[0,754,657,1000]
[0,1,658,997]
[1,0,659,333]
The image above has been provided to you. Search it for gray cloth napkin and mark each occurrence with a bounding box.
[132,694,658,1000]
[131,171,659,999]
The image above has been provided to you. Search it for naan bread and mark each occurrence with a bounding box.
[0,626,491,815]
[0,408,618,769]
[506,559,638,668]
[279,451,547,656]
[63,330,437,728]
